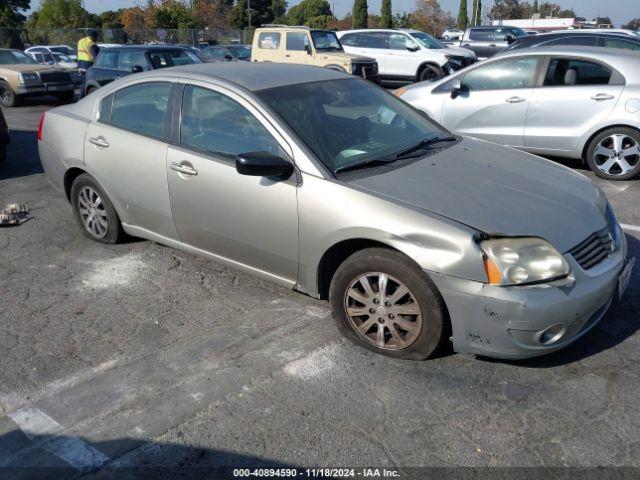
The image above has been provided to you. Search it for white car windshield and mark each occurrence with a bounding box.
[410,32,446,49]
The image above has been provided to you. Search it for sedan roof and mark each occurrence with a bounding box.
[140,62,349,91]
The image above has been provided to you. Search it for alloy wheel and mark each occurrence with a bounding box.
[0,86,11,104]
[78,186,108,238]
[344,272,423,350]
[593,134,640,177]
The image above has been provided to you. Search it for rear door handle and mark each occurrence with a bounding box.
[489,44,497,47]
[170,162,198,176]
[591,93,615,101]
[88,136,109,148]
[506,96,526,103]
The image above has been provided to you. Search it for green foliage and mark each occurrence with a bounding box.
[393,11,415,28]
[457,0,468,29]
[155,1,195,29]
[230,0,248,28]
[352,0,367,28]
[305,14,333,28]
[0,0,30,28]
[271,0,287,22]
[31,0,90,28]
[532,0,538,13]
[379,0,392,28]
[286,0,331,26]
[231,0,275,27]
[471,0,481,26]
[622,18,640,30]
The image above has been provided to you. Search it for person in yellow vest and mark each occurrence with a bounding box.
[77,29,100,71]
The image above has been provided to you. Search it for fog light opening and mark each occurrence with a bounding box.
[538,324,567,346]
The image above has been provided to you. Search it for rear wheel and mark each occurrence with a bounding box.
[418,65,442,83]
[586,127,640,180]
[85,86,97,96]
[0,81,17,107]
[70,174,124,244]
[329,248,449,360]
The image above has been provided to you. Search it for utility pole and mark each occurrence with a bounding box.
[247,0,252,28]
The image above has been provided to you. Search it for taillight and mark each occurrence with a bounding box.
[37,112,45,141]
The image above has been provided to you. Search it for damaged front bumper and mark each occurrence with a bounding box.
[429,249,628,360]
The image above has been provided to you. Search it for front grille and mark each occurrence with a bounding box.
[39,71,72,83]
[569,226,614,270]
[353,63,380,83]
[448,56,477,71]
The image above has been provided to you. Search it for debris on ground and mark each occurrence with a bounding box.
[0,202,29,226]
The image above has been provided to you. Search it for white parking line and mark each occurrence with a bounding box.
[621,224,640,233]
[8,407,109,472]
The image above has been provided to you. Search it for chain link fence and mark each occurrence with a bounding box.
[0,27,245,50]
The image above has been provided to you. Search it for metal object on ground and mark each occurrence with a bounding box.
[0,202,29,226]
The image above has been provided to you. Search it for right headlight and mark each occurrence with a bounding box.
[480,237,570,286]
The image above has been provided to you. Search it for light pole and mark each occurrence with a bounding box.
[247,0,252,28]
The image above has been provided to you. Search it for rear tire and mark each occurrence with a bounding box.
[70,174,124,244]
[0,81,17,107]
[418,65,442,83]
[85,86,97,96]
[585,127,640,181]
[329,248,449,360]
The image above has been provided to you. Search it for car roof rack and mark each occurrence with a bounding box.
[261,24,310,29]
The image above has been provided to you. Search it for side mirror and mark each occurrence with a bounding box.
[235,151,294,179]
[450,78,463,99]
[131,65,144,73]
[304,44,312,55]
[504,35,516,44]
[405,43,419,51]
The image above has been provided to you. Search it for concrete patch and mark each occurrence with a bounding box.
[79,252,146,290]
[283,343,340,380]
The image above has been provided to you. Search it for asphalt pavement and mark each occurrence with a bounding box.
[1,98,639,479]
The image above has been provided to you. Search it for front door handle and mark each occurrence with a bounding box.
[88,136,109,148]
[506,96,526,103]
[591,93,615,101]
[489,44,497,47]
[170,162,198,176]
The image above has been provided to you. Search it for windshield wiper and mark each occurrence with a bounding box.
[392,136,458,160]
[334,157,398,174]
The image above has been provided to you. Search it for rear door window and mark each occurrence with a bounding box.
[118,51,148,71]
[258,32,281,49]
[543,58,612,86]
[95,51,118,68]
[109,82,172,139]
[469,29,492,41]
[286,32,310,51]
[359,33,387,49]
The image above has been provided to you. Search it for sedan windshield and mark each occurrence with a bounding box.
[311,31,343,51]
[0,50,37,65]
[258,79,449,174]
[410,32,446,49]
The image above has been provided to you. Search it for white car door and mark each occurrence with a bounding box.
[385,33,420,78]
[524,57,625,152]
[440,56,540,147]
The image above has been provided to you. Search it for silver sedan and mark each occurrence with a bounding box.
[38,63,633,360]
[396,46,640,180]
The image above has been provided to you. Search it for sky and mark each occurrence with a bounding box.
[26,0,638,27]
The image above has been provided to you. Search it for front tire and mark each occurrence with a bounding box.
[418,65,442,83]
[329,248,449,360]
[70,174,124,244]
[0,81,17,107]
[586,127,640,180]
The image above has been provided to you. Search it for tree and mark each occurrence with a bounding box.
[0,0,30,27]
[379,0,392,28]
[414,0,454,36]
[271,0,287,22]
[471,0,481,26]
[490,0,523,20]
[393,11,414,28]
[285,0,331,25]
[155,0,195,29]
[532,0,538,13]
[231,0,274,27]
[352,0,367,28]
[622,18,640,30]
[457,0,468,29]
[193,0,233,29]
[30,0,91,28]
[97,9,124,29]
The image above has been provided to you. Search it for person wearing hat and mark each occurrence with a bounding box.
[77,29,100,71]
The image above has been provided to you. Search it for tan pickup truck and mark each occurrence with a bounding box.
[0,49,79,107]
[251,26,380,83]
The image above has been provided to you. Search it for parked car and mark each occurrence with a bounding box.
[395,46,640,180]
[25,45,77,61]
[503,31,640,52]
[442,28,464,40]
[524,30,539,35]
[338,29,477,84]
[0,108,8,163]
[559,28,640,37]
[27,51,78,69]
[201,44,251,62]
[453,26,528,59]
[251,26,379,83]
[83,45,203,95]
[38,62,633,360]
[0,49,77,107]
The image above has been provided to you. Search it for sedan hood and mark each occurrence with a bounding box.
[442,45,476,58]
[345,137,606,253]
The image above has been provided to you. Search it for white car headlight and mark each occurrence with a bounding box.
[480,237,570,286]
[20,72,40,84]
